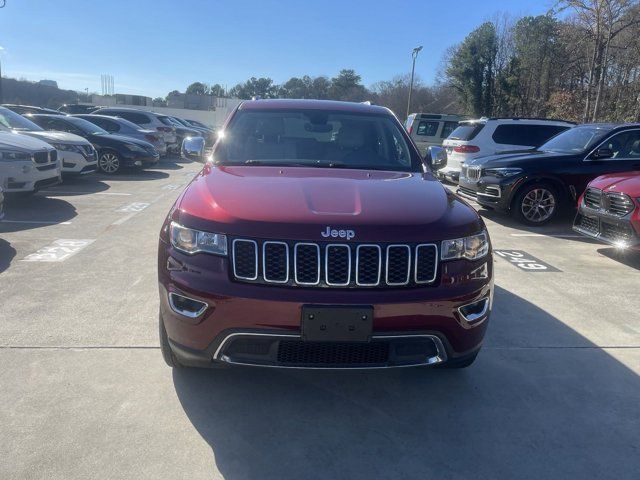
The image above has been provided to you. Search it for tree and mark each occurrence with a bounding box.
[329,69,367,101]
[185,82,209,95]
[210,83,225,97]
[229,77,278,99]
[152,97,167,107]
[445,22,499,116]
[558,0,640,121]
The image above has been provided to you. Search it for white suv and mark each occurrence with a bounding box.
[0,132,61,194]
[440,118,574,182]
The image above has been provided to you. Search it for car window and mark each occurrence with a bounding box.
[90,117,119,132]
[46,118,83,135]
[217,109,420,171]
[109,111,151,125]
[416,121,439,137]
[492,124,571,147]
[448,123,484,141]
[599,130,640,159]
[541,125,612,154]
[0,107,44,131]
[441,121,458,139]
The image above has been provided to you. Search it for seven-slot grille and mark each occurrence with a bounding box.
[231,239,438,288]
[584,187,635,216]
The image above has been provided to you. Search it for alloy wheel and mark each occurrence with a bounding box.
[521,188,556,223]
[99,153,120,173]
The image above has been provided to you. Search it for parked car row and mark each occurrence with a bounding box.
[409,114,640,250]
[0,104,212,197]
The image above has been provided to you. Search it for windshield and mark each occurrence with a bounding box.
[540,125,612,153]
[216,109,419,171]
[66,117,109,135]
[448,122,485,140]
[0,107,44,132]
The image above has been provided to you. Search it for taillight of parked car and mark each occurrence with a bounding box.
[454,145,480,153]
[145,134,159,142]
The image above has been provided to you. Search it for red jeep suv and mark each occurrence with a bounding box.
[158,100,493,369]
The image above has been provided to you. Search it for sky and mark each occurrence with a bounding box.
[0,0,557,99]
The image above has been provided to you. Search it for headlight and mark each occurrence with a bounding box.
[0,150,30,161]
[483,168,523,178]
[441,231,489,261]
[51,143,82,153]
[170,222,227,256]
[123,143,146,153]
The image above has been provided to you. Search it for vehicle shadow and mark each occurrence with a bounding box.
[597,247,640,270]
[0,196,77,233]
[0,238,16,273]
[41,177,111,196]
[172,286,639,480]
[94,169,170,182]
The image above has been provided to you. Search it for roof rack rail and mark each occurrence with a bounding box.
[485,117,577,124]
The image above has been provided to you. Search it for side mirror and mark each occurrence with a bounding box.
[590,147,614,160]
[424,145,447,171]
[181,136,206,161]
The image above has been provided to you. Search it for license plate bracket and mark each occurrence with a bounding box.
[301,305,373,343]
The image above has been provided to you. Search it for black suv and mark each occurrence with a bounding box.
[457,124,640,225]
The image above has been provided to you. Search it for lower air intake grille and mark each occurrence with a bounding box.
[277,341,389,366]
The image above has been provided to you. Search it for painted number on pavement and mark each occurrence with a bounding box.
[22,239,95,262]
[494,250,561,272]
[117,202,149,213]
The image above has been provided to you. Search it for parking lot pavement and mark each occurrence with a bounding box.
[1,169,639,479]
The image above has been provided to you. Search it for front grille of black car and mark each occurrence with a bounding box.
[277,340,389,366]
[231,238,438,288]
[584,188,635,217]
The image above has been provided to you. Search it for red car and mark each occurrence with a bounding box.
[574,171,640,250]
[158,99,493,370]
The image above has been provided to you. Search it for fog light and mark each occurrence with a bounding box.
[168,292,208,318]
[134,160,142,166]
[458,297,490,324]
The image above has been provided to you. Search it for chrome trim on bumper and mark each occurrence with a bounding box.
[213,332,448,369]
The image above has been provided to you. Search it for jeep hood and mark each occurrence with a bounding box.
[0,131,53,151]
[588,171,640,197]
[21,130,89,145]
[176,165,484,242]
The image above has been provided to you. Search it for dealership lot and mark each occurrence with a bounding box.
[1,160,639,479]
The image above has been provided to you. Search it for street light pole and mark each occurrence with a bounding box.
[406,45,423,121]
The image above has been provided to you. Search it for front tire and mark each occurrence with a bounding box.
[98,150,121,174]
[512,182,559,226]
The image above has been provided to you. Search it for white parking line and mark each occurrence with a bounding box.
[22,239,94,262]
[0,219,72,225]
[117,202,150,213]
[111,212,138,225]
[40,190,132,196]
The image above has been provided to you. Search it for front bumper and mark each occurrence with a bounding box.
[158,242,494,368]
[573,205,640,250]
[0,160,62,193]
[121,152,159,168]
[458,175,518,211]
[59,150,98,174]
